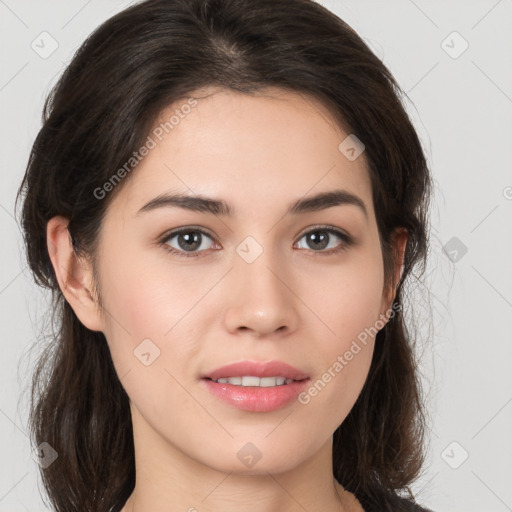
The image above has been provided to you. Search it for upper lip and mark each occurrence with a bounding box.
[201,360,310,381]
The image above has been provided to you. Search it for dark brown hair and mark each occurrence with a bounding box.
[16,0,433,511]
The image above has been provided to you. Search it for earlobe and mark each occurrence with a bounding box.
[46,216,104,332]
[393,228,408,290]
[381,227,408,319]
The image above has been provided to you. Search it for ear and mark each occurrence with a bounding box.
[46,216,104,332]
[380,227,408,316]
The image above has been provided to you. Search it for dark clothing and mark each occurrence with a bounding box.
[360,493,434,512]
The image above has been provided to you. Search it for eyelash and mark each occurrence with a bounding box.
[158,225,355,259]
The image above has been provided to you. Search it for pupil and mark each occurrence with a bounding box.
[309,231,328,250]
[179,231,201,251]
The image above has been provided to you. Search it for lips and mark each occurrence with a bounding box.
[201,378,310,412]
[201,360,310,381]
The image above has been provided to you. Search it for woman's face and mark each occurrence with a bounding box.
[92,87,399,474]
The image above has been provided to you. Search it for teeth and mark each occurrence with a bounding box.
[214,376,293,386]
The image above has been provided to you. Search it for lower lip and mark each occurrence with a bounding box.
[201,378,310,412]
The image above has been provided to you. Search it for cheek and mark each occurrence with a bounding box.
[100,249,201,336]
[98,250,221,378]
[294,253,384,414]
[97,260,203,424]
[298,250,385,344]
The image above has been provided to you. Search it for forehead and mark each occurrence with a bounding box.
[112,87,374,220]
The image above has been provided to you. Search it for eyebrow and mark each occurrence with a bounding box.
[137,189,368,219]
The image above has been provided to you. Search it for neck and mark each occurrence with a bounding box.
[120,404,361,512]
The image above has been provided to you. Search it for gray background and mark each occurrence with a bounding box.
[1,1,511,511]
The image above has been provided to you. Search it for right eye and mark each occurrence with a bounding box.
[160,227,220,258]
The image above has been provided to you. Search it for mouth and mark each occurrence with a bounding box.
[200,376,310,412]
[200,360,311,412]
[201,359,310,382]
[203,376,307,387]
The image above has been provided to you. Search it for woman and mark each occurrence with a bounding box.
[17,0,435,510]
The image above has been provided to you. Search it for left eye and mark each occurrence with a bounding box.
[163,229,216,255]
[295,228,350,252]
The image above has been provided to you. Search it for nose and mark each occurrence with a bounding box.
[223,247,300,337]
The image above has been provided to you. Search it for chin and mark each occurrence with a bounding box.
[200,441,309,476]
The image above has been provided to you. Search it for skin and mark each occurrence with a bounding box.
[47,86,407,512]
